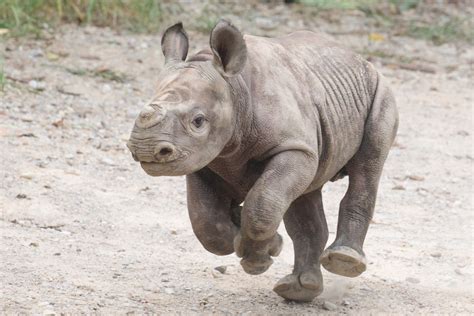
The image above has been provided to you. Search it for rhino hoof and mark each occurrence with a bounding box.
[240,256,274,275]
[273,269,323,302]
[320,246,367,277]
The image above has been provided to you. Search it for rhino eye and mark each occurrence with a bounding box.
[192,115,205,128]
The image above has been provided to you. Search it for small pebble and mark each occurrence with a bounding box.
[20,173,34,180]
[323,301,337,311]
[392,184,406,190]
[211,269,222,279]
[164,288,175,294]
[99,157,116,166]
[28,80,46,91]
[255,17,278,30]
[406,277,420,284]
[214,266,227,274]
[127,109,139,119]
[102,84,112,93]
[406,175,425,181]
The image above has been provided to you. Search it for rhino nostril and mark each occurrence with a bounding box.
[159,147,173,156]
[154,142,176,161]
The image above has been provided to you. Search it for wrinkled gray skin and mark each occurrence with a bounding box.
[127,20,398,302]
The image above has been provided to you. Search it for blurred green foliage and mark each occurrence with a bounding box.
[0,0,471,45]
[298,0,421,11]
[0,57,5,92]
[0,0,162,36]
[299,0,472,45]
[408,17,472,45]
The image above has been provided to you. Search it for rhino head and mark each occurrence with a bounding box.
[127,20,247,176]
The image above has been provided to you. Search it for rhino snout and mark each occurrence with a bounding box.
[153,141,178,163]
[127,140,180,163]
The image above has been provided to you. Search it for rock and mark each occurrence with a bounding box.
[416,188,428,196]
[406,175,425,181]
[214,265,227,274]
[28,80,46,91]
[42,310,56,316]
[102,84,112,93]
[392,184,406,190]
[29,242,39,247]
[30,48,44,58]
[20,173,34,180]
[430,252,442,258]
[164,287,175,294]
[342,299,351,306]
[18,132,36,138]
[323,301,337,311]
[255,17,278,31]
[406,277,420,284]
[211,269,222,278]
[454,268,463,275]
[99,157,116,166]
[16,193,28,199]
[127,109,139,119]
[52,118,65,128]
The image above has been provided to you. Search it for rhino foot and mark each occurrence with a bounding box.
[235,232,283,275]
[240,256,274,275]
[320,246,366,277]
[273,269,323,302]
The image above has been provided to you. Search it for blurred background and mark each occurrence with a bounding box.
[0,1,472,315]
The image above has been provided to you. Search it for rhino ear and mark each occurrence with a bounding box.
[210,19,247,77]
[161,22,189,63]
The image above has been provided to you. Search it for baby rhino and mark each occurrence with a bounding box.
[127,20,398,302]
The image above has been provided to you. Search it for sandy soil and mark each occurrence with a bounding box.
[1,6,473,314]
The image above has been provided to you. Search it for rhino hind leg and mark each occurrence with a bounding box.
[273,190,328,302]
[321,75,398,277]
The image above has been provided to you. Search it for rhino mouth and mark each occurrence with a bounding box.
[140,161,188,177]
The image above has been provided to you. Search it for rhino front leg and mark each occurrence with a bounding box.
[273,189,328,302]
[186,169,239,255]
[235,151,318,275]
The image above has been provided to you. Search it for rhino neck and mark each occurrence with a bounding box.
[217,66,256,160]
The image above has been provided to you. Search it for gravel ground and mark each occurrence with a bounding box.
[1,4,473,314]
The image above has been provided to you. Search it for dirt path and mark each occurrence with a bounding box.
[1,15,473,314]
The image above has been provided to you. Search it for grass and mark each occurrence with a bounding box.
[408,17,473,45]
[0,0,163,37]
[65,66,129,83]
[0,57,5,91]
[359,48,416,64]
[299,0,472,45]
[194,4,219,33]
[0,0,471,45]
[298,0,420,11]
[298,0,363,10]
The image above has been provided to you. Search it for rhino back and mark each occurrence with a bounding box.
[244,31,378,186]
